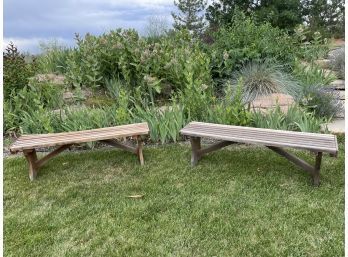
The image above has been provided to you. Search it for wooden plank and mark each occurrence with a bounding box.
[198,141,235,156]
[180,122,337,154]
[181,126,336,146]
[16,126,149,143]
[181,130,337,154]
[190,137,201,166]
[36,145,72,168]
[13,126,149,144]
[23,149,38,181]
[10,123,150,151]
[19,123,149,139]
[312,152,322,186]
[182,126,335,147]
[102,139,137,154]
[181,123,336,143]
[137,136,144,166]
[267,146,315,174]
[185,121,335,139]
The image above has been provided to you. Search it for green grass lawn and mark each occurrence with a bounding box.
[4,138,344,257]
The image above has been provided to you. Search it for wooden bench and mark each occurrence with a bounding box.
[10,123,149,181]
[180,121,338,186]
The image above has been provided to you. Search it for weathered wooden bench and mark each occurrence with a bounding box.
[10,122,149,181]
[180,121,338,186]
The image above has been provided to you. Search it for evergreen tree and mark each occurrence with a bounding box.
[302,0,344,37]
[206,0,302,31]
[171,0,207,36]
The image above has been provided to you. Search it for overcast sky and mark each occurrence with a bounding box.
[4,0,176,53]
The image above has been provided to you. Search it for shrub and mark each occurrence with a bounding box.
[3,42,36,99]
[297,84,343,119]
[206,12,299,80]
[329,47,345,80]
[252,104,328,133]
[228,60,299,103]
[4,81,64,135]
[37,40,71,74]
[131,103,186,144]
[63,29,211,103]
[54,106,119,132]
[292,61,336,86]
[204,80,252,126]
[293,27,329,62]
[19,106,56,134]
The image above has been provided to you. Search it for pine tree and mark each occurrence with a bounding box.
[171,0,207,36]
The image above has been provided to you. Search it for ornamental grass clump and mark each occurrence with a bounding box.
[230,60,300,103]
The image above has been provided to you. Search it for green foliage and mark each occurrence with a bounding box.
[131,103,186,144]
[55,106,121,132]
[4,81,64,135]
[204,81,252,126]
[302,0,344,38]
[229,60,299,103]
[37,40,71,74]
[293,61,336,86]
[19,106,56,134]
[252,104,328,132]
[297,84,343,119]
[172,0,206,36]
[175,53,213,120]
[3,42,37,99]
[294,26,329,61]
[206,1,303,31]
[207,13,298,80]
[64,29,211,103]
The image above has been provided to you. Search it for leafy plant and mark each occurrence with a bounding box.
[292,61,336,86]
[37,40,71,74]
[204,80,252,126]
[294,27,329,62]
[229,60,299,103]
[297,84,343,119]
[131,103,186,144]
[252,104,328,133]
[206,12,299,80]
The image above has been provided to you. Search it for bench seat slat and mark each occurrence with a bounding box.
[10,123,149,152]
[13,126,148,144]
[184,126,336,146]
[180,122,338,155]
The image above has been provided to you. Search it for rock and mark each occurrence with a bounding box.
[34,73,66,85]
[250,93,294,112]
[314,59,331,69]
[324,119,345,134]
[335,100,345,118]
[339,90,345,100]
[63,92,74,100]
[330,80,345,89]
[328,46,345,59]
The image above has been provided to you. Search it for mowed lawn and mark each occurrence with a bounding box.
[4,138,344,257]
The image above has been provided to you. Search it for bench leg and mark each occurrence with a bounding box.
[190,137,201,166]
[312,152,322,186]
[23,149,38,181]
[136,136,144,166]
